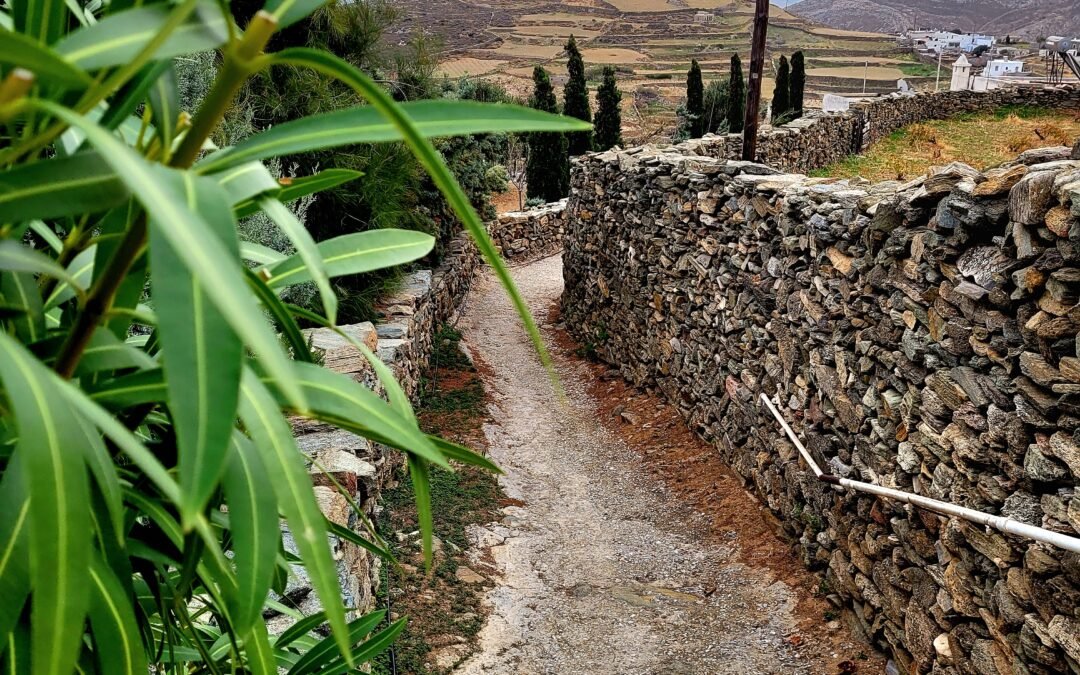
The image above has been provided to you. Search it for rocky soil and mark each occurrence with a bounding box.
[454,256,875,674]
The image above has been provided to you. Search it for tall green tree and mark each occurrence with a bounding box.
[594,66,624,151]
[564,35,594,155]
[527,67,571,201]
[790,51,806,118]
[703,79,731,135]
[686,59,705,138]
[772,55,791,124]
[727,53,746,133]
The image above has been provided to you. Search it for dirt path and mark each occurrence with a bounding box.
[455,255,869,675]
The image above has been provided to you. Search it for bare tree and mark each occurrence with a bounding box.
[505,133,529,211]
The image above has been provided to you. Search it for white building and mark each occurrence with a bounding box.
[951,56,1029,91]
[909,30,995,54]
[950,54,972,91]
[693,11,714,24]
[985,59,1024,77]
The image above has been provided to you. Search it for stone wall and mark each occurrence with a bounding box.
[561,145,1080,673]
[685,86,1080,174]
[270,232,482,632]
[490,199,567,262]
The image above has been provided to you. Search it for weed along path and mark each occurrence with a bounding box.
[453,255,877,675]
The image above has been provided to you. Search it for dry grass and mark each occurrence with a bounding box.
[437,58,508,77]
[581,47,650,63]
[806,65,905,80]
[815,106,1080,182]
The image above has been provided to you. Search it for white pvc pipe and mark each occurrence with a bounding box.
[759,393,1080,555]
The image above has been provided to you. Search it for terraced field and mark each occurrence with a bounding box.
[395,0,918,143]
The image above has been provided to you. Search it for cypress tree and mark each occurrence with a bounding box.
[686,59,705,138]
[789,51,806,118]
[594,66,623,152]
[771,55,791,124]
[563,35,593,156]
[526,66,570,201]
[727,53,746,133]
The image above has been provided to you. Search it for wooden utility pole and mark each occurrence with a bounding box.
[742,0,769,161]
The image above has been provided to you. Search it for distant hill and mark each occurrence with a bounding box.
[787,0,1080,39]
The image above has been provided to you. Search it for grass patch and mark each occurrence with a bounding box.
[373,323,502,675]
[812,106,1080,182]
[898,63,937,78]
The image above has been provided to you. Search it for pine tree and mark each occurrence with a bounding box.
[526,66,570,202]
[563,35,593,156]
[686,59,705,138]
[727,53,746,133]
[789,51,806,118]
[594,66,623,151]
[771,55,791,124]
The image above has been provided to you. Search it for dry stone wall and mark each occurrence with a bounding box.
[269,233,482,633]
[489,199,567,263]
[561,145,1080,673]
[269,207,568,633]
[685,87,1080,174]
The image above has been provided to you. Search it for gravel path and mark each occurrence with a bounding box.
[455,255,831,675]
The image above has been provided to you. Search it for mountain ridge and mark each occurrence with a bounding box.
[787,0,1080,39]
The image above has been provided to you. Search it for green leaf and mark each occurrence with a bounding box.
[221,433,277,634]
[272,612,328,651]
[99,61,172,132]
[87,556,146,675]
[240,241,286,265]
[0,462,30,645]
[0,152,128,222]
[0,30,90,89]
[0,272,43,343]
[197,100,591,172]
[288,611,385,675]
[407,456,435,569]
[264,362,448,469]
[242,621,276,675]
[262,0,331,30]
[258,196,336,323]
[320,618,406,675]
[214,162,281,206]
[234,169,362,219]
[265,229,434,289]
[0,332,90,675]
[270,48,562,392]
[43,244,94,309]
[324,521,392,562]
[237,369,353,667]
[243,267,314,363]
[148,63,179,151]
[0,242,84,301]
[54,1,227,71]
[57,373,181,504]
[74,328,157,375]
[28,222,62,253]
[12,0,69,46]
[30,99,307,411]
[148,165,243,526]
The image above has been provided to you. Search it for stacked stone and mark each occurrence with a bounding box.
[562,144,1080,674]
[268,230,482,633]
[688,87,1080,175]
[490,199,568,263]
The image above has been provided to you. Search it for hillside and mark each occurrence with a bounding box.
[788,0,1080,39]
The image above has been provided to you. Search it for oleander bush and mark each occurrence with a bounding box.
[0,1,586,672]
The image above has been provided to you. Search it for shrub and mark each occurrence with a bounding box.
[0,3,586,672]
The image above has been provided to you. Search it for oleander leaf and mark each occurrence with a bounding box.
[54,1,227,71]
[262,0,331,30]
[0,332,90,675]
[12,0,69,46]
[221,434,277,634]
[0,30,90,89]
[87,556,146,675]
[148,164,242,526]
[197,100,591,172]
[214,162,281,206]
[287,611,386,675]
[30,99,307,412]
[236,369,353,668]
[265,229,434,289]
[233,169,362,219]
[0,152,128,222]
[0,462,30,645]
[258,196,335,322]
